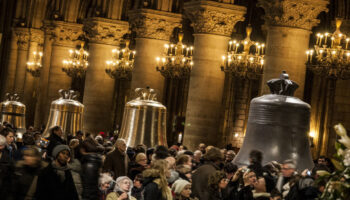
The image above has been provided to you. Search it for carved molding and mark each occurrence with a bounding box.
[43,21,83,47]
[258,0,329,31]
[83,17,129,45]
[184,1,246,36]
[128,9,182,40]
[29,28,44,45]
[13,28,30,50]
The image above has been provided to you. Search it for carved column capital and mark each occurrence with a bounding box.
[13,27,30,50]
[184,1,246,36]
[258,0,329,31]
[128,9,182,40]
[29,28,44,45]
[43,21,83,47]
[83,17,129,45]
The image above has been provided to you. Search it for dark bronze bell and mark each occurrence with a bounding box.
[0,93,26,135]
[233,71,314,171]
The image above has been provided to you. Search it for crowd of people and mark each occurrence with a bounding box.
[0,122,335,200]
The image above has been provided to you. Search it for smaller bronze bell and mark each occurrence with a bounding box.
[119,87,167,147]
[42,89,84,140]
[0,93,26,134]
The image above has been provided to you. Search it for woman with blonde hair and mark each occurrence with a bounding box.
[143,159,172,200]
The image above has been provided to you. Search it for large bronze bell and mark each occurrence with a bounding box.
[0,93,26,134]
[119,87,167,147]
[233,71,313,171]
[42,90,84,139]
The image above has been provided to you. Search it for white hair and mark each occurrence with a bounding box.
[115,138,126,147]
[194,150,202,156]
[99,173,113,185]
[0,135,6,146]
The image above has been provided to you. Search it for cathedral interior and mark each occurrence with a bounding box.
[0,0,349,159]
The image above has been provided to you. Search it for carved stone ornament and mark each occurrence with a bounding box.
[29,28,44,45]
[257,0,329,31]
[128,9,182,40]
[13,27,30,50]
[184,1,246,36]
[43,20,83,47]
[83,17,129,45]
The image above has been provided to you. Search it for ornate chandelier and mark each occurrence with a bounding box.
[306,19,350,79]
[221,25,265,79]
[105,39,135,80]
[62,42,89,78]
[156,32,193,79]
[26,51,43,77]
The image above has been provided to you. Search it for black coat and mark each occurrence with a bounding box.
[46,134,66,158]
[192,162,220,200]
[128,162,146,180]
[35,162,80,200]
[143,177,163,200]
[103,149,129,179]
[0,148,13,198]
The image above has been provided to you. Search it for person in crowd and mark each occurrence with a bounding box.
[0,127,16,161]
[176,164,192,182]
[9,146,47,200]
[69,138,80,159]
[99,173,114,200]
[198,143,206,154]
[166,156,179,184]
[248,150,264,177]
[131,174,144,200]
[128,152,148,180]
[0,134,13,197]
[176,154,192,169]
[223,163,238,200]
[142,159,172,200]
[134,144,147,154]
[192,147,224,200]
[208,170,229,200]
[81,133,105,155]
[237,169,259,200]
[172,179,195,200]
[225,150,236,164]
[103,139,129,179]
[192,150,202,169]
[154,145,169,160]
[269,189,282,200]
[146,148,154,164]
[106,176,136,200]
[36,145,82,200]
[46,126,65,158]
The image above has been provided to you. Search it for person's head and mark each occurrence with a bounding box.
[133,173,143,189]
[249,149,263,165]
[115,176,133,193]
[281,159,296,178]
[135,153,148,167]
[0,135,6,150]
[198,143,206,153]
[52,145,71,166]
[115,139,126,153]
[225,150,236,162]
[146,148,154,162]
[179,145,187,151]
[208,171,228,191]
[0,127,15,145]
[220,149,227,157]
[176,154,192,168]
[171,179,191,198]
[243,169,258,187]
[23,133,35,145]
[176,164,192,181]
[95,135,103,145]
[165,156,176,170]
[224,162,238,179]
[50,126,63,138]
[99,173,113,191]
[154,145,169,160]
[135,144,147,154]
[33,132,41,141]
[203,147,224,164]
[22,146,41,166]
[193,150,202,162]
[69,138,80,149]
[144,159,170,199]
[75,130,84,140]
[317,156,327,166]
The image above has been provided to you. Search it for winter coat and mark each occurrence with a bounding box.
[35,160,82,200]
[0,148,13,198]
[9,160,48,200]
[192,162,220,200]
[46,133,66,158]
[106,192,136,200]
[128,162,146,180]
[208,189,226,200]
[142,169,172,200]
[103,149,129,179]
[81,137,105,154]
[131,186,143,200]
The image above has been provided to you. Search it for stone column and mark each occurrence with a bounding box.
[13,28,30,98]
[183,1,246,149]
[44,21,82,123]
[258,0,329,98]
[34,22,54,127]
[23,29,43,126]
[128,9,181,101]
[83,17,129,133]
[1,31,18,98]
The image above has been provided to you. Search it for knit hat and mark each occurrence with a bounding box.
[52,144,71,158]
[171,179,191,195]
